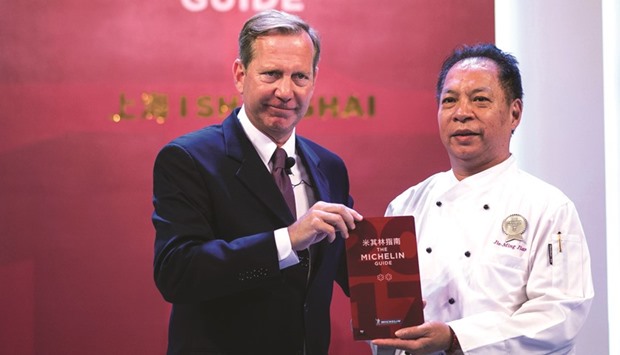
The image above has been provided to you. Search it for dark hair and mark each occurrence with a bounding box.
[238,10,320,73]
[436,43,523,103]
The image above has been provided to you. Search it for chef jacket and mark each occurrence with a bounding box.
[385,156,594,354]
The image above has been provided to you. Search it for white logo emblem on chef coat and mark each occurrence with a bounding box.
[502,214,527,242]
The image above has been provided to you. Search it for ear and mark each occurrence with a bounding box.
[510,98,523,132]
[232,59,245,94]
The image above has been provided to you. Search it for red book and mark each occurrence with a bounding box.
[345,216,424,340]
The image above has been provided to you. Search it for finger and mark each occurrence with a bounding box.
[341,209,361,231]
[337,206,363,230]
[311,202,363,229]
[395,327,419,339]
[315,210,351,239]
[394,323,431,340]
[350,207,364,222]
[371,338,409,350]
[309,214,337,241]
[323,204,363,232]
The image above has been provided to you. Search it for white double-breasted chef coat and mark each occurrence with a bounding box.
[385,156,594,354]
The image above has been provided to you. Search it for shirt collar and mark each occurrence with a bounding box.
[238,105,297,167]
[439,155,516,201]
[450,155,516,188]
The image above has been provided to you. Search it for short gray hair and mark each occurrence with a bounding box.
[238,10,321,73]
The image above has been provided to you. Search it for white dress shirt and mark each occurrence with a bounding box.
[238,106,316,269]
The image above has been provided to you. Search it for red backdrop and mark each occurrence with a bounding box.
[0,1,493,353]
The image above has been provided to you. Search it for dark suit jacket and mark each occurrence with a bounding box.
[152,108,353,355]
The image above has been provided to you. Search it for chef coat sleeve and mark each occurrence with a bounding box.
[449,200,594,354]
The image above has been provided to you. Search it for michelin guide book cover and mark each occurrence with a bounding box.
[345,216,424,340]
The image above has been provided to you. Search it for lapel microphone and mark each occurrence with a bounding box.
[284,157,295,175]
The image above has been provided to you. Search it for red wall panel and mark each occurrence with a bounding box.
[0,1,494,353]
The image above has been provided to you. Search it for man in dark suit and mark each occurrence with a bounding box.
[152,10,363,355]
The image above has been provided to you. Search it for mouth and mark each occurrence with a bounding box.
[450,130,480,145]
[267,105,297,117]
[269,104,296,111]
[451,129,478,138]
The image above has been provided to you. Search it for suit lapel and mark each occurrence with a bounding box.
[296,138,336,277]
[296,139,331,203]
[222,111,294,225]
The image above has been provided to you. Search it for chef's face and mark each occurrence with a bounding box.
[437,57,522,179]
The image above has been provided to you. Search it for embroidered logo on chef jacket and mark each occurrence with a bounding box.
[502,214,527,242]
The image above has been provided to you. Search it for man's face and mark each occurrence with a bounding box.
[233,32,317,145]
[437,57,522,178]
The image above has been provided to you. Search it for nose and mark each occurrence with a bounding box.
[275,77,293,102]
[453,100,473,122]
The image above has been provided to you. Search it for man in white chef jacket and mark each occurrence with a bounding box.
[371,43,594,354]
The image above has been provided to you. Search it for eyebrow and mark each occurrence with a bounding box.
[442,87,492,96]
[470,87,492,94]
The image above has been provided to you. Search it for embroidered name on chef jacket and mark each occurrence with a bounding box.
[494,214,528,252]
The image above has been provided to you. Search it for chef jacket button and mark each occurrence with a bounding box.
[448,298,455,305]
[483,204,490,210]
[426,247,432,253]
[465,251,471,257]
[436,201,442,207]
